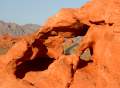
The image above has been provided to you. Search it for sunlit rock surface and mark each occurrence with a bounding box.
[1,0,120,88]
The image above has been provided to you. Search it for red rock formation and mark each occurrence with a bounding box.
[1,0,120,88]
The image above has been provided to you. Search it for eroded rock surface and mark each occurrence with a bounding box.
[1,0,120,88]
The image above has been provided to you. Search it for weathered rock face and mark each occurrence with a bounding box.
[1,0,120,88]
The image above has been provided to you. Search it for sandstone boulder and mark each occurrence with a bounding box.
[1,0,120,88]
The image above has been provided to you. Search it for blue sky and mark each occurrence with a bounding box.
[0,0,89,25]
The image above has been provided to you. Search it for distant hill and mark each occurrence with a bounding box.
[0,20,40,36]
